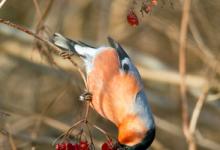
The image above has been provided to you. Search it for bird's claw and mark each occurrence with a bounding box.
[59,51,74,59]
[79,91,92,102]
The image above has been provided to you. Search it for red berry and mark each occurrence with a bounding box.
[101,143,111,150]
[127,10,139,26]
[56,143,66,150]
[73,144,80,150]
[101,140,114,150]
[79,141,89,150]
[151,0,158,6]
[56,143,76,150]
[67,143,74,150]
[55,144,60,150]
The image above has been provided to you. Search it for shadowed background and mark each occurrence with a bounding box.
[0,0,220,150]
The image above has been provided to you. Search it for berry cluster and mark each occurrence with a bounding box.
[127,0,158,26]
[55,139,121,150]
[56,141,89,150]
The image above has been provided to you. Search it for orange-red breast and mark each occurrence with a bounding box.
[52,33,155,150]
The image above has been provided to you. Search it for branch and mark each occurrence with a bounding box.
[32,0,42,20]
[178,0,196,149]
[5,124,17,150]
[0,18,59,53]
[30,88,67,147]
[189,88,209,133]
[155,116,220,150]
[0,18,87,89]
[36,0,54,30]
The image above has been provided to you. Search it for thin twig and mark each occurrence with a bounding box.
[0,111,9,136]
[84,102,90,121]
[31,89,67,145]
[88,122,113,141]
[52,119,84,145]
[85,123,94,146]
[32,0,56,67]
[0,111,10,118]
[32,0,42,20]
[0,18,87,88]
[141,16,220,77]
[52,97,92,145]
[0,129,8,135]
[189,19,220,74]
[0,18,58,53]
[36,0,54,30]
[196,131,220,150]
[5,124,17,150]
[155,115,220,150]
[178,0,195,149]
[189,88,209,133]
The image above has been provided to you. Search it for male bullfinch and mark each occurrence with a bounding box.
[52,33,155,150]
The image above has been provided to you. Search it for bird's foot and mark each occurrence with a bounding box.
[79,91,92,102]
[59,51,74,59]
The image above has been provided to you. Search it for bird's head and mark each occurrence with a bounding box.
[107,37,156,150]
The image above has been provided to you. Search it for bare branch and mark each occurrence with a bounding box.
[30,89,67,146]
[0,18,59,53]
[178,0,196,149]
[5,124,17,150]
[0,18,87,88]
[36,0,54,30]
[189,88,209,133]
[32,0,42,20]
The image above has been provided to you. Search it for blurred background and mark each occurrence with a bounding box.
[0,0,220,149]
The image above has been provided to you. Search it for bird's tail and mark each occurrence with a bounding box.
[51,33,97,58]
[51,33,78,54]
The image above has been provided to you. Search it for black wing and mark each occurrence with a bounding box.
[51,33,96,52]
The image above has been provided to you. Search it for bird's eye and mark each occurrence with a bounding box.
[123,63,129,72]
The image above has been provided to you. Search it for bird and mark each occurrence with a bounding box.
[52,33,155,150]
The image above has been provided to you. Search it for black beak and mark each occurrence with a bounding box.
[120,128,156,150]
